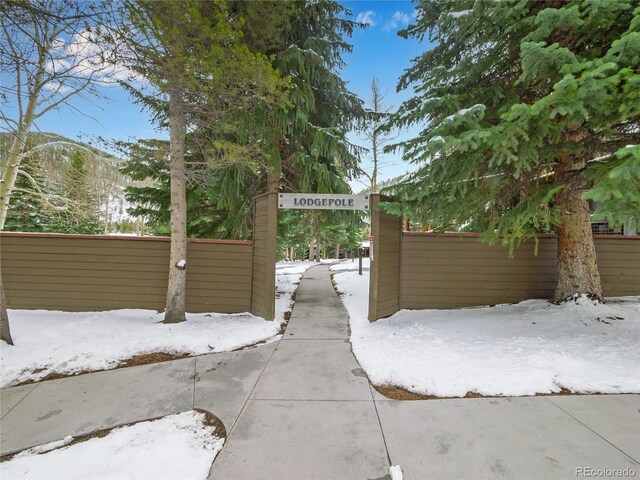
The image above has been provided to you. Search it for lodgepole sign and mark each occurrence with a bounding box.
[278,193,369,211]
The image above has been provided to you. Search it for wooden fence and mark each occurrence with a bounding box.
[368,195,402,320]
[1,195,279,316]
[250,192,278,320]
[368,195,640,320]
[0,233,254,313]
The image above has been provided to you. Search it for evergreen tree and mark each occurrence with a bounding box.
[2,133,128,234]
[49,150,102,234]
[384,0,639,302]
[234,0,365,194]
[121,139,246,238]
[122,0,367,240]
[277,209,364,261]
[3,145,51,232]
[108,0,285,322]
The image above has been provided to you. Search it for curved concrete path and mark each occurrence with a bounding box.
[2,264,639,479]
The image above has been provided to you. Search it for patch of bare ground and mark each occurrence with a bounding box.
[194,408,227,438]
[0,409,226,463]
[13,352,191,387]
[373,384,615,401]
[118,352,190,368]
[374,385,434,400]
[230,339,274,352]
[12,277,304,386]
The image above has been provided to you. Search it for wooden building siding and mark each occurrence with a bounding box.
[399,233,640,310]
[0,233,253,313]
[368,194,402,320]
[250,192,277,320]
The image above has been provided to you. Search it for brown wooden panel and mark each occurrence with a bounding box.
[251,193,277,320]
[1,233,252,313]
[368,195,402,321]
[399,234,640,309]
[0,231,251,243]
[5,277,251,294]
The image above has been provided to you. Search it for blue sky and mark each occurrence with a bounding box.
[18,0,430,192]
[340,0,428,191]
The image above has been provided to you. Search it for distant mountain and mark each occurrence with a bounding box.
[1,132,143,233]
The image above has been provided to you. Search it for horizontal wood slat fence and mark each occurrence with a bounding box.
[1,233,253,313]
[1,196,278,317]
[368,194,640,321]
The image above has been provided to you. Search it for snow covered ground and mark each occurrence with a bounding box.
[330,262,640,397]
[1,261,315,388]
[0,411,223,480]
[328,257,369,272]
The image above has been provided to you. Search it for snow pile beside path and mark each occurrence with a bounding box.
[329,258,370,272]
[332,268,640,397]
[275,261,316,319]
[0,411,223,480]
[389,465,404,480]
[1,261,314,387]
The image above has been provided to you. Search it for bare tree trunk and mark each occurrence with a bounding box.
[334,244,340,259]
[103,192,110,234]
[369,77,384,193]
[0,272,14,345]
[553,157,603,302]
[0,106,36,229]
[371,126,378,193]
[308,239,315,261]
[164,91,188,323]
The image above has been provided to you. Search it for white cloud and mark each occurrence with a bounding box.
[356,10,376,26]
[383,11,411,32]
[42,27,146,93]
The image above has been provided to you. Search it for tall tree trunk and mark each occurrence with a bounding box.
[0,272,14,345]
[164,91,188,323]
[334,244,340,259]
[553,156,603,302]
[371,127,378,193]
[369,77,382,193]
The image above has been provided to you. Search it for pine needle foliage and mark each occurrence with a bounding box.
[122,0,367,239]
[383,0,640,249]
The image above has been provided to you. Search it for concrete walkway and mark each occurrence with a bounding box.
[208,265,389,480]
[1,265,639,479]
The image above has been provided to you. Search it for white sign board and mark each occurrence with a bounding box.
[278,193,369,211]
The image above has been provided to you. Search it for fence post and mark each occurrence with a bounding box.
[250,192,277,320]
[368,194,403,321]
